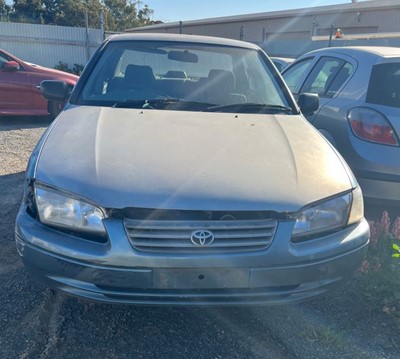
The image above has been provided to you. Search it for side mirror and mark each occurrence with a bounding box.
[298,93,319,115]
[3,61,20,71]
[40,80,69,102]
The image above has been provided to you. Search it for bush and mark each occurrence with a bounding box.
[54,61,83,76]
[357,211,400,322]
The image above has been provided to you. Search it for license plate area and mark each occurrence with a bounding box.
[153,268,249,289]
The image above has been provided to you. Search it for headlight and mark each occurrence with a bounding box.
[292,187,364,242]
[34,184,106,234]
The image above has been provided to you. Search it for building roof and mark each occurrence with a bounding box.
[127,0,400,32]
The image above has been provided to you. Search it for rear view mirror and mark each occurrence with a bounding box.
[168,50,198,63]
[2,61,20,71]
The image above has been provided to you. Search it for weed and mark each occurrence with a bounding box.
[357,211,400,324]
[302,325,346,349]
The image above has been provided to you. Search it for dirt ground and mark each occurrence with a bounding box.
[1,116,399,359]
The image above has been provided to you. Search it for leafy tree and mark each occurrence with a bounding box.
[7,0,154,30]
[0,0,12,21]
[9,0,43,23]
[50,0,102,28]
[103,0,153,31]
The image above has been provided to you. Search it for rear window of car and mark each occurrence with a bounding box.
[367,63,400,108]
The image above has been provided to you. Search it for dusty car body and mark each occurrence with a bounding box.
[0,49,78,118]
[15,34,369,305]
[282,47,400,205]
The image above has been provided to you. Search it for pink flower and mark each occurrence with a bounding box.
[359,259,369,273]
[391,217,400,240]
[369,221,378,246]
[373,262,382,272]
[383,306,394,314]
[380,211,391,235]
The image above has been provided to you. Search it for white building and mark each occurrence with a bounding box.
[127,0,400,57]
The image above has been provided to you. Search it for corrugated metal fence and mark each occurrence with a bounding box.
[0,22,105,68]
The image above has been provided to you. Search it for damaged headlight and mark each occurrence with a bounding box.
[34,184,106,234]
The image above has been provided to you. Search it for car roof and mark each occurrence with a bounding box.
[108,33,260,50]
[304,46,400,59]
[271,57,295,62]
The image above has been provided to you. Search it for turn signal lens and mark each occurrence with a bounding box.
[348,186,364,225]
[348,107,398,146]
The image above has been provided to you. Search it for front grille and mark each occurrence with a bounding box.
[124,218,277,253]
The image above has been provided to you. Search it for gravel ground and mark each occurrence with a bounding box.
[1,116,399,359]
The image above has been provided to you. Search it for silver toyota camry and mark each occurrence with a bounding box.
[15,34,369,305]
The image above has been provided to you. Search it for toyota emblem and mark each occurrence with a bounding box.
[191,230,215,246]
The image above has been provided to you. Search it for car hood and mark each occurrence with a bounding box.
[26,63,79,82]
[35,106,353,212]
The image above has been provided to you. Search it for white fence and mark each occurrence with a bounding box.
[0,22,105,68]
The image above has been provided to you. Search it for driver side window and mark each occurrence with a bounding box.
[300,57,353,98]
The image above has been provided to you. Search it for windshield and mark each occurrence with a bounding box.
[76,40,292,114]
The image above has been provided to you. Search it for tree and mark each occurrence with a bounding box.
[0,0,12,21]
[50,0,102,28]
[103,0,153,31]
[9,0,44,23]
[6,0,154,30]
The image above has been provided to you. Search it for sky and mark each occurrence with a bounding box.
[143,0,368,23]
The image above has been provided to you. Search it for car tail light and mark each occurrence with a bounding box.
[348,107,399,146]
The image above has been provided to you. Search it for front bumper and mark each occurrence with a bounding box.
[15,210,369,306]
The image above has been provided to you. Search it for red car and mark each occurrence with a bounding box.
[0,49,78,118]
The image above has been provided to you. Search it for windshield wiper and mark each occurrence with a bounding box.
[112,99,148,109]
[205,103,294,114]
[113,98,216,111]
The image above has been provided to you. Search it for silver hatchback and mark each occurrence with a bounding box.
[15,34,369,305]
[283,46,400,205]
